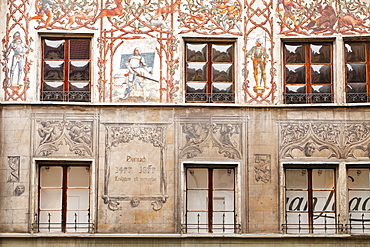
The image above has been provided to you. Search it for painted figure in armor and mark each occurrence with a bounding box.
[246,38,269,90]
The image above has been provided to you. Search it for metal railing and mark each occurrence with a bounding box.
[284,93,333,104]
[32,213,94,233]
[346,214,370,233]
[181,213,241,233]
[346,93,370,103]
[185,93,235,103]
[41,91,91,102]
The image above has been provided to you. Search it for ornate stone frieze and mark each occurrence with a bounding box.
[254,154,271,183]
[279,121,370,159]
[102,123,170,211]
[177,116,246,160]
[33,113,98,157]
[7,156,20,182]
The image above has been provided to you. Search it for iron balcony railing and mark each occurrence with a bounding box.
[346,214,370,234]
[32,213,94,233]
[284,93,334,104]
[41,91,91,102]
[346,93,370,103]
[185,93,235,103]
[181,213,241,233]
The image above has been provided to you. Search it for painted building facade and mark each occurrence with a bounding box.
[2,0,370,245]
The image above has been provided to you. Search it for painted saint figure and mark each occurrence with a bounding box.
[5,31,31,87]
[122,48,152,100]
[246,38,269,90]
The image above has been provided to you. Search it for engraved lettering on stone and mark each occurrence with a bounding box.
[7,156,20,182]
[254,154,271,183]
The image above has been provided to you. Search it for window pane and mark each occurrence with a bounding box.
[213,191,234,211]
[313,191,335,212]
[69,61,90,81]
[187,169,208,188]
[313,213,335,233]
[286,190,308,211]
[213,212,234,233]
[286,169,308,189]
[312,169,334,189]
[66,211,90,232]
[310,44,331,63]
[69,82,90,92]
[284,44,305,63]
[68,167,90,187]
[349,191,370,211]
[43,61,64,81]
[212,83,233,94]
[285,65,306,84]
[187,63,207,81]
[345,43,366,62]
[212,64,232,82]
[40,166,62,187]
[186,212,208,233]
[44,40,65,59]
[212,44,232,62]
[187,190,208,210]
[346,64,366,83]
[186,83,207,94]
[286,212,309,233]
[70,39,90,60]
[348,169,370,189]
[68,189,89,210]
[42,82,64,92]
[187,44,207,62]
[39,211,62,232]
[40,189,62,209]
[311,85,331,93]
[213,169,234,189]
[310,65,331,84]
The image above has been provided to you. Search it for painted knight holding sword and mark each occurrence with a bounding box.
[121,47,155,100]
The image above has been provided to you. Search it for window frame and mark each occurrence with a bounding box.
[34,161,93,233]
[184,39,236,103]
[40,36,92,102]
[283,41,334,104]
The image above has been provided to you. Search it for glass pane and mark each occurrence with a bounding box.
[285,65,306,84]
[213,212,234,233]
[40,166,62,187]
[212,83,233,94]
[39,211,62,232]
[348,191,370,212]
[69,61,90,81]
[186,83,207,94]
[348,212,370,233]
[213,191,234,211]
[68,167,89,187]
[187,190,208,210]
[313,213,336,233]
[285,85,306,94]
[310,65,331,84]
[66,211,89,232]
[186,212,208,233]
[212,44,233,62]
[348,169,370,189]
[286,191,308,212]
[67,189,89,210]
[286,169,308,189]
[213,169,234,189]
[311,44,331,63]
[187,43,207,62]
[286,212,309,233]
[44,40,65,59]
[345,43,366,62]
[284,44,305,63]
[40,189,62,210]
[311,85,331,93]
[346,64,366,83]
[43,61,64,81]
[313,190,335,212]
[70,39,90,60]
[187,169,208,188]
[212,64,232,82]
[69,82,90,92]
[312,169,334,189]
[186,63,207,81]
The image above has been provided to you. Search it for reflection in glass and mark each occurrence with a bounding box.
[212,83,233,93]
[346,84,367,94]
[311,85,331,93]
[212,64,232,82]
[285,65,306,84]
[43,81,63,92]
[69,61,90,81]
[44,40,65,59]
[284,44,305,63]
[346,64,366,83]
[69,83,90,92]
[43,61,64,81]
[285,85,306,93]
[187,44,207,62]
[310,65,331,84]
[186,63,207,81]
[345,43,366,62]
[310,44,331,63]
[186,83,206,94]
[212,44,233,62]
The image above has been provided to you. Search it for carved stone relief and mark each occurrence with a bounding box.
[7,156,20,182]
[102,123,170,211]
[33,113,98,157]
[254,154,271,183]
[177,116,247,160]
[279,121,370,159]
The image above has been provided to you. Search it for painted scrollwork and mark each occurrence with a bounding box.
[279,121,370,159]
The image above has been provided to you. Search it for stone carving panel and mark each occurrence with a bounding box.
[7,156,20,182]
[177,116,246,160]
[33,113,98,157]
[279,121,370,159]
[102,123,170,211]
[254,154,271,183]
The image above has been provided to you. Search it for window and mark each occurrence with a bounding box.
[283,167,337,233]
[36,164,92,233]
[185,41,235,103]
[283,42,333,104]
[183,166,239,233]
[41,38,91,102]
[347,167,370,233]
[345,42,370,103]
